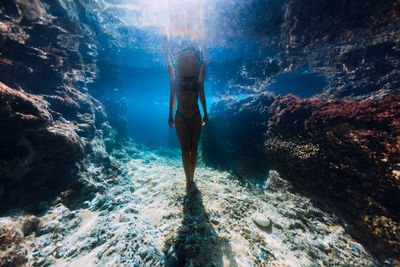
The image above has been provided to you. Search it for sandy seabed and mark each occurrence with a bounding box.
[6,142,377,266]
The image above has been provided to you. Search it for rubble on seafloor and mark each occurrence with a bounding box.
[0,142,381,266]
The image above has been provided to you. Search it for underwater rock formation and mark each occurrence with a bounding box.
[202,93,400,261]
[203,1,400,261]
[1,0,399,265]
[0,0,120,207]
[0,3,127,266]
[276,0,400,99]
[0,82,83,194]
[216,0,400,99]
[265,94,400,260]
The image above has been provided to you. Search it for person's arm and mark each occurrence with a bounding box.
[164,40,176,128]
[199,61,208,126]
[163,39,175,81]
[168,80,176,128]
[166,56,175,82]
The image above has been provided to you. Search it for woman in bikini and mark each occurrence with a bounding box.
[163,43,208,192]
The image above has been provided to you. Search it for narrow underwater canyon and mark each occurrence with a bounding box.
[0,0,399,266]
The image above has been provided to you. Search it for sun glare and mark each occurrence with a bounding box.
[109,0,209,41]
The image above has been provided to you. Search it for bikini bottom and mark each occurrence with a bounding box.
[176,110,201,123]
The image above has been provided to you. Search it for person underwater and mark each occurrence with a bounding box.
[163,42,208,192]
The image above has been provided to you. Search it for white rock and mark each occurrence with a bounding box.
[119,216,130,222]
[251,213,272,228]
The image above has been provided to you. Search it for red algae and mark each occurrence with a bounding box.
[269,94,400,156]
[266,94,400,260]
[203,92,400,261]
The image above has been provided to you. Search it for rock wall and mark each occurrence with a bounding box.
[215,0,400,99]
[202,0,400,261]
[280,0,400,100]
[0,0,121,208]
[202,93,400,261]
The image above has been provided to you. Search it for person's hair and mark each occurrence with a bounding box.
[176,47,200,76]
[186,46,200,59]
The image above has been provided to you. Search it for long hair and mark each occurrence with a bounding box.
[175,46,200,77]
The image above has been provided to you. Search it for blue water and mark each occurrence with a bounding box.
[123,69,215,148]
[79,0,328,148]
[119,64,326,148]
[266,68,328,98]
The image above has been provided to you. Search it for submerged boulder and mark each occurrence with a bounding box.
[251,213,272,228]
[0,82,84,197]
[202,93,400,261]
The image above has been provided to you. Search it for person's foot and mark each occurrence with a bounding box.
[185,181,191,192]
[185,177,194,193]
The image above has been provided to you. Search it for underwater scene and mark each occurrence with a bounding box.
[0,0,399,266]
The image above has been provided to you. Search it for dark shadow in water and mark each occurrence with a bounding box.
[267,67,328,98]
[164,183,238,267]
[0,175,96,216]
[254,222,273,234]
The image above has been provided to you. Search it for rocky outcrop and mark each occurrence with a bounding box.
[202,93,400,262]
[277,0,400,99]
[0,82,89,201]
[0,0,119,208]
[203,2,400,260]
[212,0,400,99]
[265,94,400,260]
[200,94,275,179]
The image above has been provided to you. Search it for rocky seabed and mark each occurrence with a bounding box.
[0,142,381,267]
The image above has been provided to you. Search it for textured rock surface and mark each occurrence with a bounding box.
[212,0,400,99]
[202,93,400,262]
[0,0,119,207]
[277,0,400,99]
[0,2,130,266]
[0,218,28,267]
[0,82,84,191]
[2,143,374,266]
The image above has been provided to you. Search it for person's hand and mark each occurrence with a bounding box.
[168,115,174,128]
[202,113,208,126]
[202,49,209,64]
[163,37,170,57]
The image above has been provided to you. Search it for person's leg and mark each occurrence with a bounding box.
[175,114,192,192]
[188,114,202,183]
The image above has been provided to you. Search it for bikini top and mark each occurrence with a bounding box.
[175,76,199,92]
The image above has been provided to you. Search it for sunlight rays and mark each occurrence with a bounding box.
[100,0,210,41]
